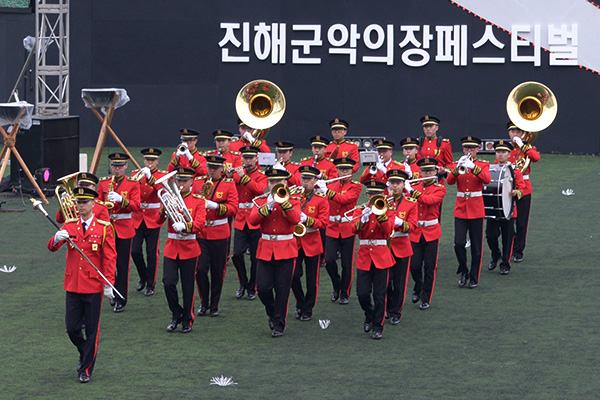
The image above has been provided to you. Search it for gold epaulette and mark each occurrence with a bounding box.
[231,150,241,155]
[193,194,203,199]
[479,159,490,163]
[131,169,140,174]
[223,177,234,183]
[315,192,327,198]
[258,170,266,175]
[434,183,444,187]
[99,176,111,181]
[195,175,207,181]
[290,161,301,166]
[442,138,450,142]
[326,157,334,162]
[352,180,361,185]
[300,156,312,161]
[160,169,169,174]
[404,196,417,203]
[97,219,111,226]
[126,176,136,182]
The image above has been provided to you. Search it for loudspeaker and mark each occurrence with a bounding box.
[10,115,79,189]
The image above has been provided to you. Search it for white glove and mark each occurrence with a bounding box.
[273,163,287,172]
[173,222,186,232]
[463,159,476,170]
[103,285,115,300]
[404,163,413,178]
[267,194,275,211]
[404,180,413,193]
[360,208,371,224]
[184,148,193,161]
[176,147,186,156]
[316,179,328,192]
[141,167,152,179]
[61,191,69,200]
[458,155,469,164]
[376,162,387,174]
[300,212,308,223]
[54,229,69,242]
[243,131,256,144]
[107,191,123,203]
[513,136,523,147]
[394,216,404,227]
[205,200,218,210]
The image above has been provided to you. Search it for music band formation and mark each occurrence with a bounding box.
[47,115,540,383]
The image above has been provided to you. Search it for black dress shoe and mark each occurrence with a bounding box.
[339,296,349,305]
[113,303,125,313]
[235,285,246,299]
[271,329,284,338]
[390,316,401,325]
[209,310,219,317]
[247,292,256,300]
[144,287,155,296]
[136,280,146,292]
[109,297,116,307]
[330,291,339,302]
[372,331,383,340]
[419,301,430,310]
[385,311,390,319]
[181,324,192,334]
[468,280,478,289]
[488,260,497,271]
[79,373,90,383]
[167,318,181,332]
[458,273,468,287]
[363,321,373,333]
[294,308,301,319]
[197,305,207,316]
[411,293,420,304]
[268,319,275,330]
[300,314,312,321]
[500,268,510,275]
[513,255,523,263]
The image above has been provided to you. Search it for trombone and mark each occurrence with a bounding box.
[252,184,306,237]
[343,195,388,222]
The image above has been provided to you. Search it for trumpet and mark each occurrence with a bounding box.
[177,142,188,153]
[456,154,473,175]
[343,194,388,221]
[368,155,383,175]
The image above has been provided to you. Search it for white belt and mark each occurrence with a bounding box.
[205,218,228,227]
[140,202,161,209]
[261,233,294,241]
[391,232,409,238]
[456,191,482,198]
[238,202,254,209]
[418,219,439,227]
[359,239,388,246]
[305,227,319,233]
[523,174,530,180]
[167,233,196,240]
[329,215,351,223]
[110,213,132,220]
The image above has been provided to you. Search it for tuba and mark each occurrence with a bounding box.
[55,172,79,223]
[235,79,286,140]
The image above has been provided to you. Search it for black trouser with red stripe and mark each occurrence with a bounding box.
[163,256,197,325]
[257,257,295,332]
[196,237,228,313]
[291,248,320,318]
[356,264,389,334]
[454,217,484,284]
[410,237,440,303]
[65,291,102,378]
[325,235,355,300]
[486,217,514,270]
[513,194,531,258]
[387,256,410,318]
[231,226,260,294]
[131,220,160,290]
[114,236,133,306]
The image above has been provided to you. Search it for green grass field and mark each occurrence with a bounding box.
[1,147,599,399]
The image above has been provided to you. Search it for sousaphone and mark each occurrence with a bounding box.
[235,79,286,139]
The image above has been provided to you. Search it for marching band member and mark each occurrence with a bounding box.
[352,180,395,340]
[167,128,207,177]
[416,115,453,175]
[230,118,271,153]
[447,137,491,289]
[273,141,301,186]
[291,165,329,321]
[325,118,359,173]
[157,167,206,333]
[385,169,417,324]
[299,136,337,180]
[192,155,238,317]
[506,121,540,263]
[407,158,447,309]
[487,140,525,275]
[47,187,116,383]
[208,129,242,175]
[359,139,402,185]
[400,137,421,180]
[97,153,140,312]
[55,172,109,223]
[130,148,166,297]
[248,168,301,337]
[231,146,267,300]
[323,157,362,304]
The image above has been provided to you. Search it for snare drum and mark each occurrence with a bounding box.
[483,164,514,219]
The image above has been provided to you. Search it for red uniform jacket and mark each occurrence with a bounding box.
[248,196,301,261]
[299,156,337,180]
[417,136,453,168]
[230,138,271,153]
[387,195,418,258]
[167,149,207,177]
[405,158,421,180]
[205,149,242,173]
[47,216,116,294]
[505,144,540,196]
[97,176,141,239]
[325,139,360,173]
[131,168,167,230]
[352,207,395,270]
[157,192,206,260]
[284,161,301,187]
[359,159,404,185]
[192,176,238,240]
[446,159,491,219]
[409,181,446,242]
[55,201,109,224]
[297,190,330,257]
[325,178,362,239]
[233,166,267,230]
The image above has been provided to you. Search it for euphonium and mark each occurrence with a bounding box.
[55,172,79,223]
[154,171,192,228]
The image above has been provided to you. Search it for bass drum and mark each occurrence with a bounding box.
[483,164,515,220]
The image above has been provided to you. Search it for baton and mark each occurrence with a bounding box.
[31,198,125,300]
